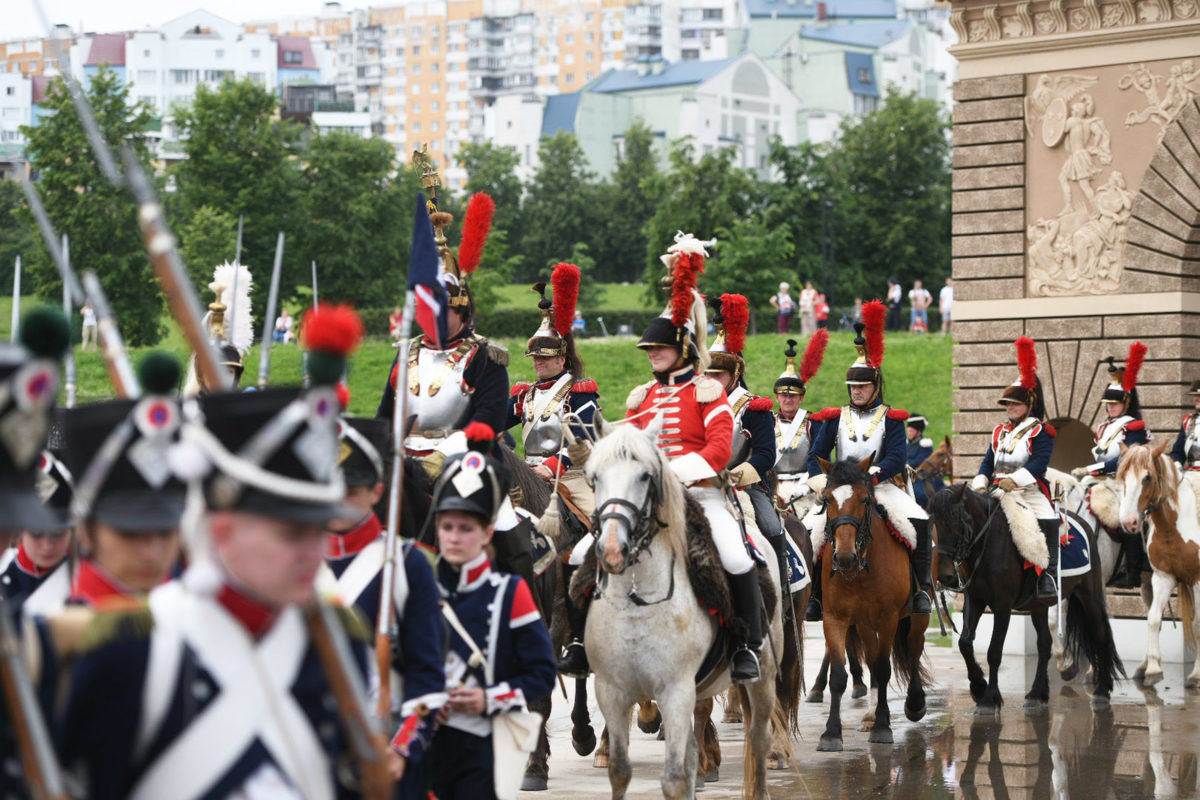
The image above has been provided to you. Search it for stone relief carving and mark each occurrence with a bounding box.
[1119,61,1200,140]
[963,0,1192,43]
[1026,76,1134,296]
[1175,0,1197,17]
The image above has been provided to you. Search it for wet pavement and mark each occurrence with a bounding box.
[531,633,1200,798]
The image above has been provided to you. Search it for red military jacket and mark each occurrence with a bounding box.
[625,366,733,482]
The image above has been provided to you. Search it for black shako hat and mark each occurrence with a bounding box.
[338,415,389,487]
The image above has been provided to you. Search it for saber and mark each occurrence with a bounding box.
[311,260,319,308]
[257,232,285,390]
[228,216,243,345]
[61,236,75,408]
[10,255,20,344]
[234,213,244,264]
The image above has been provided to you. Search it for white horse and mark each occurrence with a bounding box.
[1117,441,1200,688]
[583,421,784,800]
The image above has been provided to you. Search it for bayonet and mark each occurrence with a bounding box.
[257,232,284,390]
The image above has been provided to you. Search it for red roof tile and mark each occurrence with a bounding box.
[276,36,316,70]
[85,33,126,67]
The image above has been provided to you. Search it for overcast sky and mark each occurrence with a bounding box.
[7,1,346,41]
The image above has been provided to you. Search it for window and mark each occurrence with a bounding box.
[412,121,420,132]
[587,32,594,43]
[215,48,224,58]
[143,49,151,57]
[857,67,872,84]
[138,95,155,107]
[4,87,13,96]
[432,43,440,54]
[585,51,593,62]
[432,63,440,73]
[565,33,574,44]
[411,84,421,94]
[431,120,440,132]
[251,48,261,58]
[170,69,198,84]
[565,54,574,64]
[431,100,439,111]
[203,70,232,82]
[412,45,421,55]
[431,140,440,150]
[431,81,440,92]
[410,26,422,37]
[413,64,421,74]
[565,73,574,83]
[412,101,421,112]
[283,50,303,65]
[703,8,723,20]
[247,72,266,84]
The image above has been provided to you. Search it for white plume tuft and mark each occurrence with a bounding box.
[212,261,254,355]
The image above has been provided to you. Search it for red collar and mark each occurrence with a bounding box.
[534,371,569,390]
[325,514,382,559]
[16,543,54,578]
[70,560,136,607]
[217,582,280,639]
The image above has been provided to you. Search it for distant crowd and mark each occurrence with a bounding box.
[769,277,954,336]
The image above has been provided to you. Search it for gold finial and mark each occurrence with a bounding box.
[411,144,440,198]
[207,280,227,341]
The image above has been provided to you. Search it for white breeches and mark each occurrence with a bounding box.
[1010,485,1057,521]
[689,485,755,575]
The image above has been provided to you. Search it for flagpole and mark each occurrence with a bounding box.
[10,256,19,343]
[61,235,76,409]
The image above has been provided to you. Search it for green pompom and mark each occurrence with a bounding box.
[138,351,181,395]
[308,350,345,387]
[19,307,70,360]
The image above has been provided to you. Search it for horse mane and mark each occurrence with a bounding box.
[498,442,552,514]
[588,422,688,560]
[827,458,871,488]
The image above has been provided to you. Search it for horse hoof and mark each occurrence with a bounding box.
[1133,665,1147,681]
[1091,694,1112,710]
[817,736,843,752]
[767,756,789,771]
[722,710,743,724]
[638,712,662,735]
[905,701,926,722]
[521,775,548,792]
[805,691,824,704]
[593,753,609,769]
[704,768,719,783]
[868,729,894,745]
[573,729,597,757]
[656,728,665,741]
[975,705,999,717]
[1059,664,1078,682]
[1144,671,1164,687]
[1022,698,1049,711]
[852,684,868,700]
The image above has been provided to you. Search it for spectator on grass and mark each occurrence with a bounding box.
[814,292,830,330]
[274,308,294,344]
[886,278,903,331]
[389,305,403,340]
[769,282,796,334]
[572,310,586,336]
[909,280,932,334]
[798,281,818,334]
[939,277,954,334]
[80,300,98,351]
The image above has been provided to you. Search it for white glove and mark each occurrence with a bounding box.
[970,474,988,493]
[566,439,592,469]
[868,466,881,477]
[1070,467,1089,478]
[729,463,760,487]
[807,474,827,493]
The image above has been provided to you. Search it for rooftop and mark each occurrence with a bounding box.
[542,91,580,136]
[277,36,317,70]
[799,19,913,47]
[84,33,126,67]
[589,58,735,94]
[744,0,898,19]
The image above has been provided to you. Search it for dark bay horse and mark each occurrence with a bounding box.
[814,455,931,750]
[929,483,1123,712]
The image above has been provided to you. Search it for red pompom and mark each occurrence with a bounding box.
[811,407,841,422]
[457,192,495,276]
[463,421,495,444]
[1123,341,1147,392]
[551,263,581,338]
[1127,420,1146,431]
[886,408,910,421]
[861,300,887,368]
[335,382,350,410]
[303,304,364,356]
[670,251,704,329]
[1015,336,1038,390]
[510,382,531,397]
[748,396,773,412]
[719,294,749,356]
[800,329,829,383]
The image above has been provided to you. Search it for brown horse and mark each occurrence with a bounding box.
[914,436,953,507]
[814,455,930,750]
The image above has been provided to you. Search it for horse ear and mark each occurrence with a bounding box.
[1153,437,1170,458]
[1118,441,1128,456]
[944,435,952,451]
[857,452,875,473]
[593,412,608,440]
[817,456,833,475]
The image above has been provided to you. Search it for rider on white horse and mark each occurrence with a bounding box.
[972,336,1059,600]
[1073,343,1150,588]
[805,301,933,620]
[774,332,829,512]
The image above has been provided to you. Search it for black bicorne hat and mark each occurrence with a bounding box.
[431,423,508,524]
[907,415,928,434]
[338,415,389,487]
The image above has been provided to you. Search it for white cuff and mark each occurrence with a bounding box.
[971,474,988,491]
[485,682,528,715]
[668,452,717,484]
[1085,462,1106,473]
[434,431,467,458]
[1010,468,1036,487]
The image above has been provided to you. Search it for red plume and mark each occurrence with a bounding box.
[719,293,749,355]
[463,421,495,448]
[1015,336,1038,390]
[551,263,580,338]
[302,304,364,355]
[457,192,495,276]
[1123,341,1147,392]
[800,328,829,383]
[861,299,887,368]
[669,251,705,328]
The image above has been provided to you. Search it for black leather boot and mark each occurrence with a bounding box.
[1037,519,1059,600]
[1108,538,1144,588]
[910,518,933,615]
[806,552,823,621]
[729,569,764,684]
[556,563,591,678]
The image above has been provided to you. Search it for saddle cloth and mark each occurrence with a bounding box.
[999,491,1049,570]
[1060,513,1092,578]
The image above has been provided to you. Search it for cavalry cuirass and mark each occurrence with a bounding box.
[836,405,889,463]
[1186,413,1200,462]
[1091,415,1133,463]
[775,411,809,476]
[725,387,752,469]
[407,343,473,438]
[522,373,574,459]
[993,417,1040,474]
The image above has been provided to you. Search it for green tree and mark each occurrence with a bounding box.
[764,138,835,292]
[468,227,521,318]
[0,181,38,293]
[21,67,164,345]
[708,215,795,313]
[519,132,595,283]
[171,79,302,310]
[593,120,662,283]
[556,242,605,309]
[178,205,238,289]
[457,141,523,243]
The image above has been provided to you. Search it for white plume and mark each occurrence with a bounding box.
[212,261,254,355]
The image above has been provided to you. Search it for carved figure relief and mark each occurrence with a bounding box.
[1175,0,1197,17]
[1119,61,1200,140]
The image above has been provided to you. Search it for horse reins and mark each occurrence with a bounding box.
[591,477,676,605]
[944,489,1003,593]
[823,481,877,581]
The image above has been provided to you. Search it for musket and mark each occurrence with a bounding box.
[61,236,75,408]
[10,255,20,344]
[257,233,285,390]
[228,215,243,344]
[311,260,319,308]
[0,595,68,800]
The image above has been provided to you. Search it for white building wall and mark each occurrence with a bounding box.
[0,73,31,144]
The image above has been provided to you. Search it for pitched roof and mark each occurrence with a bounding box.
[85,33,126,67]
[799,19,912,48]
[844,51,879,97]
[31,74,53,104]
[744,0,898,19]
[589,58,734,94]
[541,91,580,136]
[277,36,317,70]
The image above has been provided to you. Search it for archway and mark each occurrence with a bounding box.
[1048,417,1092,472]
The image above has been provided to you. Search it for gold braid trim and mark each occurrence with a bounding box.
[840,404,888,443]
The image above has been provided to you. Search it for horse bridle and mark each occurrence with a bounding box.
[942,488,1003,593]
[823,481,876,580]
[591,477,666,568]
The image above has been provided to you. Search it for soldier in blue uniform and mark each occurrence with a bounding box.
[59,352,186,608]
[773,333,827,511]
[905,415,943,508]
[805,305,933,620]
[58,308,376,800]
[427,425,556,800]
[325,415,446,796]
[971,336,1059,599]
[0,450,73,617]
[1170,379,1200,469]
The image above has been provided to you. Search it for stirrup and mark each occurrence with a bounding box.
[912,588,932,615]
[1036,574,1058,600]
[805,597,823,622]
[731,646,761,684]
[556,641,590,678]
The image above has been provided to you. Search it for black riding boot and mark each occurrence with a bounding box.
[491,520,536,589]
[805,552,823,621]
[1108,538,1145,589]
[1037,519,1059,600]
[910,518,933,615]
[556,563,591,678]
[729,569,764,684]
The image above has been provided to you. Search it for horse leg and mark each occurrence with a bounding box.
[1025,609,1052,708]
[1187,585,1200,689]
[722,686,744,723]
[959,596,988,703]
[522,692,552,791]
[979,607,1010,714]
[868,622,895,744]
[849,647,869,700]
[1143,572,1175,686]
[905,615,928,722]
[593,725,609,769]
[658,686,699,800]
[571,677,597,757]
[692,697,719,783]
[767,695,792,770]
[807,651,830,703]
[818,623,848,751]
[744,679,777,800]
[1050,599,1077,681]
[594,684,633,799]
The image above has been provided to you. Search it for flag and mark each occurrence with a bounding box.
[408,193,448,349]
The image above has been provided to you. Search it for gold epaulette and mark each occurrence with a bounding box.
[694,376,723,404]
[78,605,155,655]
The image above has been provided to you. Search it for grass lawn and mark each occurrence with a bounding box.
[491,282,655,311]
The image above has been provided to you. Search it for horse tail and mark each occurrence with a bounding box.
[774,632,802,735]
[1063,586,1127,686]
[890,616,933,690]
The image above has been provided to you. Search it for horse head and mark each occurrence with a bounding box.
[927,483,987,591]
[817,453,876,576]
[585,420,684,576]
[915,436,953,482]
[1117,439,1173,534]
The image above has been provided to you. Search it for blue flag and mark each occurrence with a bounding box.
[408,193,448,349]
